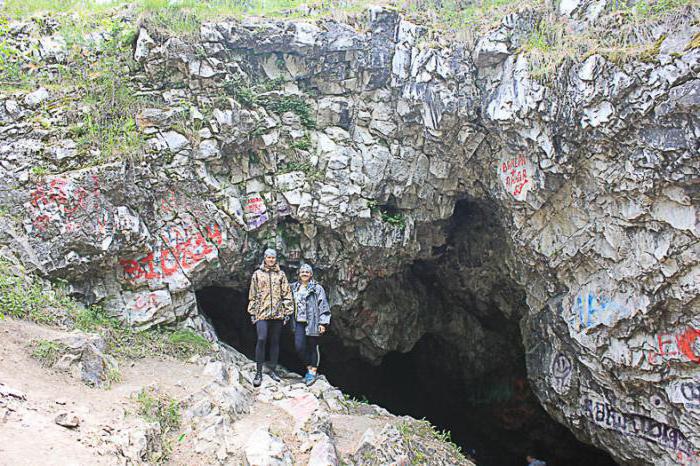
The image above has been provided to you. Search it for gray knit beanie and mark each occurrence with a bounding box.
[263,248,277,258]
[299,263,313,275]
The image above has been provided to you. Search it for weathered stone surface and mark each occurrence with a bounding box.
[244,427,293,466]
[0,5,698,464]
[51,332,118,387]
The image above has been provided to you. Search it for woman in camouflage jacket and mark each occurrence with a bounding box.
[247,248,294,387]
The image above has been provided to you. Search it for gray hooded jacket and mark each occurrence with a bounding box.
[291,280,331,337]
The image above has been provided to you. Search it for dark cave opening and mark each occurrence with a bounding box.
[195,200,615,466]
[195,284,616,466]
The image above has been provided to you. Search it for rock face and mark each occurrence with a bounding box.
[48,332,119,387]
[0,3,698,464]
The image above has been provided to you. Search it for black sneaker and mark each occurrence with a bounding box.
[269,369,281,382]
[253,372,262,387]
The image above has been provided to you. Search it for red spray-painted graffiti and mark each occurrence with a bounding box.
[647,327,700,366]
[28,175,108,236]
[243,193,269,230]
[498,155,534,201]
[119,222,223,282]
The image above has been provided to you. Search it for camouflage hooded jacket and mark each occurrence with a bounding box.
[247,263,294,321]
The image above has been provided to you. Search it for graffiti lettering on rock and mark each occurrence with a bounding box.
[681,382,700,402]
[666,380,700,411]
[124,290,172,326]
[498,155,535,201]
[571,291,645,331]
[582,394,695,456]
[243,193,269,230]
[119,222,223,284]
[551,352,573,394]
[647,327,700,366]
[27,175,110,237]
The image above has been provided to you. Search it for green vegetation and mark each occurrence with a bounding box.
[405,0,520,38]
[368,201,407,229]
[0,16,24,87]
[3,0,123,17]
[135,386,181,433]
[278,160,323,182]
[0,8,150,165]
[519,0,696,81]
[31,339,67,366]
[291,135,312,151]
[72,305,213,360]
[340,392,371,410]
[0,259,80,325]
[224,78,316,128]
[1,258,213,362]
[380,211,406,228]
[397,419,464,461]
[278,161,314,173]
[107,366,122,384]
[135,386,181,460]
[29,165,49,176]
[60,20,148,163]
[167,329,211,353]
[688,31,700,50]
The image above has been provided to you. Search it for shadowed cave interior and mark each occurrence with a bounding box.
[195,200,617,466]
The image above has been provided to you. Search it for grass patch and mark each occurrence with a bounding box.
[135,386,181,460]
[73,305,213,360]
[135,386,180,434]
[1,8,150,164]
[368,201,407,229]
[519,0,696,81]
[3,0,123,17]
[0,259,80,325]
[167,329,211,354]
[1,259,212,362]
[107,366,122,384]
[224,78,316,129]
[291,135,312,151]
[31,339,66,367]
[397,419,464,461]
[340,392,371,410]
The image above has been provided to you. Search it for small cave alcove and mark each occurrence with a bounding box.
[194,285,316,372]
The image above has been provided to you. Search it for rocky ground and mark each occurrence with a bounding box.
[0,317,471,465]
[0,1,698,464]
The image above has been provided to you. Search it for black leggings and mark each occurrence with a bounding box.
[255,320,283,372]
[295,322,320,368]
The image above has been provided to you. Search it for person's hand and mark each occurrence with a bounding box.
[250,315,257,325]
[319,325,326,334]
[283,316,290,326]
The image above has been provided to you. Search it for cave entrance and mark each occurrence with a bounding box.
[195,285,615,466]
[195,198,616,465]
[195,286,306,373]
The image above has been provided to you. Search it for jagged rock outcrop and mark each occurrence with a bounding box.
[0,2,698,464]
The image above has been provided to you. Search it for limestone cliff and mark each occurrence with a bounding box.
[0,1,698,464]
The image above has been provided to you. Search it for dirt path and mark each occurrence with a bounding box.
[0,319,207,466]
[0,318,453,465]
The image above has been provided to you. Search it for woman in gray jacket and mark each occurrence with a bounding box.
[292,263,331,386]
